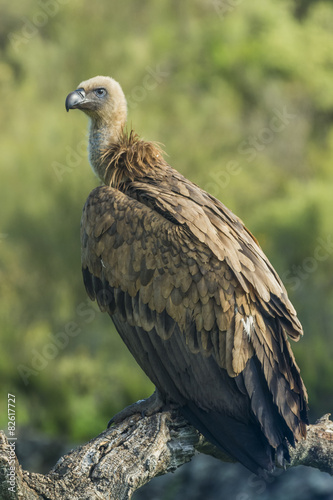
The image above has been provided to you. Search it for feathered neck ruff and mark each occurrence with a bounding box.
[100,130,167,188]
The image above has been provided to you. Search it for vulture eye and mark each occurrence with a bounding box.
[94,88,107,98]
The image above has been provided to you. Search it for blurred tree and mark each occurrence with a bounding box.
[0,0,332,449]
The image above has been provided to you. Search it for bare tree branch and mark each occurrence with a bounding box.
[0,411,332,500]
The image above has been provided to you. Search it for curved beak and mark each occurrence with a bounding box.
[65,89,86,112]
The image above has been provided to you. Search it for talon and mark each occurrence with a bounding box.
[107,417,115,429]
[106,389,166,428]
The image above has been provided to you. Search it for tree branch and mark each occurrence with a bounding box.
[0,411,332,500]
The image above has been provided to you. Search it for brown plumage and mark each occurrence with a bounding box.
[102,130,166,187]
[66,76,308,475]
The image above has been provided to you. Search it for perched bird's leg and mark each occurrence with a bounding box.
[107,388,169,428]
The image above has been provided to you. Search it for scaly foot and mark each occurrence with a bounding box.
[107,388,167,428]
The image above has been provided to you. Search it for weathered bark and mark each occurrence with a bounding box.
[0,411,332,500]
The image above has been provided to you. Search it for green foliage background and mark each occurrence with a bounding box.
[1,0,333,447]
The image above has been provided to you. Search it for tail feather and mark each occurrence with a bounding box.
[180,403,275,476]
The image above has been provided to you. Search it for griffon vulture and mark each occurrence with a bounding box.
[65,76,308,475]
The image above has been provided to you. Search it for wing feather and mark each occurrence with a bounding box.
[81,180,308,473]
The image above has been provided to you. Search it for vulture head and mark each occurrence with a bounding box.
[65,76,127,124]
[65,76,128,179]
